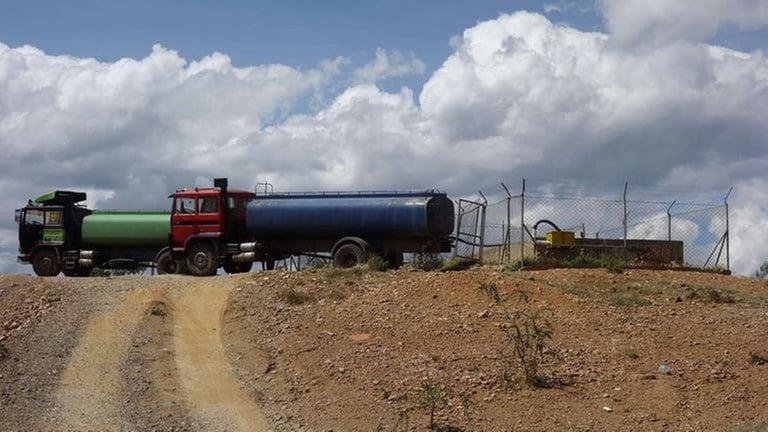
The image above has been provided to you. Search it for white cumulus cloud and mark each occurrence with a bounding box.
[599,0,768,47]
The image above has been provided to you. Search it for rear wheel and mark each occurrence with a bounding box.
[223,259,253,274]
[386,251,404,269]
[186,242,219,276]
[333,243,366,268]
[156,250,178,275]
[32,249,61,277]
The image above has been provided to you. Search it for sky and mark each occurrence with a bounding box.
[1,0,767,274]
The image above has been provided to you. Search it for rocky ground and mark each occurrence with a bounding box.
[1,266,767,431]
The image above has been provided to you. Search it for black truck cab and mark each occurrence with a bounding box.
[16,191,91,276]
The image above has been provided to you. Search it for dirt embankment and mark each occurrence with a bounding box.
[222,267,768,432]
[1,268,767,431]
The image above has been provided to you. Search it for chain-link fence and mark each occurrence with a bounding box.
[455,180,731,271]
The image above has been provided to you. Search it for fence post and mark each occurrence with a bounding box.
[520,178,526,268]
[724,187,733,272]
[478,191,488,264]
[666,200,676,241]
[501,182,512,263]
[623,182,628,247]
[453,199,462,259]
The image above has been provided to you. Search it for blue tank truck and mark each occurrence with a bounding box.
[242,190,455,269]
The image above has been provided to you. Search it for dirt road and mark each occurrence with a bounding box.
[1,275,268,431]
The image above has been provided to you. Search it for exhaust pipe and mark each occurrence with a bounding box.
[78,258,93,267]
[240,242,258,252]
[80,250,96,259]
[231,252,256,263]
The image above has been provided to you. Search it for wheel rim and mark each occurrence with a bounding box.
[340,253,359,268]
[40,256,54,273]
[193,251,209,269]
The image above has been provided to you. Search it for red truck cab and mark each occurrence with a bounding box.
[170,178,257,275]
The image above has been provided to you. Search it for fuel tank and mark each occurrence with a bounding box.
[245,191,454,239]
[81,210,170,248]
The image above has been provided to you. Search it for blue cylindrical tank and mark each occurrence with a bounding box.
[245,191,454,239]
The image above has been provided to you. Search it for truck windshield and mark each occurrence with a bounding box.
[24,209,44,226]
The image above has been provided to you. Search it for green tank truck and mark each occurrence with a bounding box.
[15,191,178,276]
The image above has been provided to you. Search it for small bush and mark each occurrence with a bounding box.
[624,348,639,360]
[683,286,738,304]
[601,255,625,274]
[367,254,390,272]
[749,352,768,365]
[278,287,313,305]
[477,282,502,304]
[413,253,444,271]
[478,282,560,388]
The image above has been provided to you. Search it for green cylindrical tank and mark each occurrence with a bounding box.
[81,211,170,248]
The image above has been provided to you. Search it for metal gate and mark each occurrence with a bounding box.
[454,199,486,261]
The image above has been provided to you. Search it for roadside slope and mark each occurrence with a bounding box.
[223,267,768,431]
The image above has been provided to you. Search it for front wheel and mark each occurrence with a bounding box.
[32,249,62,277]
[333,243,366,268]
[186,242,219,276]
[156,250,178,275]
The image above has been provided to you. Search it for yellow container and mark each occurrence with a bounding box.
[546,231,575,246]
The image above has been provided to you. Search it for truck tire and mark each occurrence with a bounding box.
[223,259,253,274]
[32,249,62,277]
[186,242,219,276]
[333,243,366,268]
[156,250,178,275]
[387,251,404,269]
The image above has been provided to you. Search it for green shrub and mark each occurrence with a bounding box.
[624,348,639,359]
[413,253,444,271]
[749,352,768,365]
[366,254,390,272]
[278,287,313,305]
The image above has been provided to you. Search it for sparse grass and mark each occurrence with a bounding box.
[327,288,349,301]
[325,266,365,280]
[440,257,478,272]
[412,253,444,271]
[749,352,768,366]
[367,254,390,272]
[731,420,768,432]
[608,292,651,308]
[682,285,737,304]
[478,282,560,388]
[387,381,470,432]
[624,348,639,360]
[278,287,314,305]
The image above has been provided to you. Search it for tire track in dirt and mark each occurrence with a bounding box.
[55,287,161,431]
[53,277,267,431]
[121,298,196,430]
[171,279,268,432]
